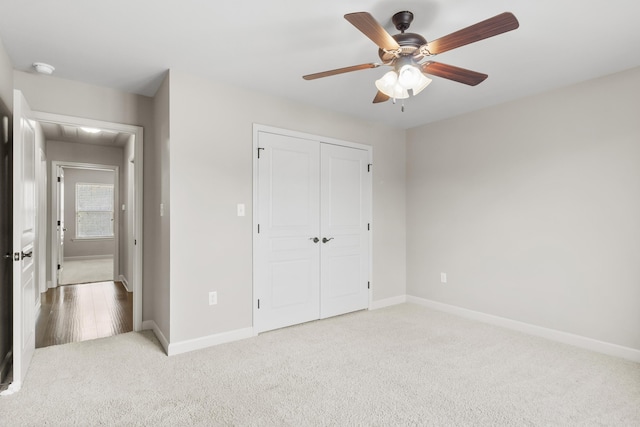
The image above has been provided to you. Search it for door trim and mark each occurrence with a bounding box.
[33,112,143,332]
[252,123,373,331]
[51,162,120,288]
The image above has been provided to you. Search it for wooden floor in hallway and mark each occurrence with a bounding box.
[36,281,133,348]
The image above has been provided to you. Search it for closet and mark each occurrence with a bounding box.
[253,127,371,333]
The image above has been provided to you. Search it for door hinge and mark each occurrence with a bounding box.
[367,164,372,172]
[368,281,370,289]
[257,299,260,309]
[367,223,370,231]
[257,224,260,234]
[57,264,61,270]
[257,147,264,159]
[57,176,61,182]
[57,220,61,226]
[134,239,137,245]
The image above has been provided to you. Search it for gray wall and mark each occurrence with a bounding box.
[148,72,170,341]
[62,167,116,259]
[168,70,406,343]
[0,37,12,112]
[406,66,640,351]
[14,72,152,127]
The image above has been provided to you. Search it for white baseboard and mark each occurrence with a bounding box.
[142,320,169,355]
[47,280,54,289]
[370,294,407,310]
[167,327,254,357]
[407,295,640,363]
[119,275,131,292]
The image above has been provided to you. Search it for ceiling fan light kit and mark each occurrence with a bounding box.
[376,71,407,99]
[303,10,519,109]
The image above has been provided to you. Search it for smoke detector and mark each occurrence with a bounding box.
[32,62,55,75]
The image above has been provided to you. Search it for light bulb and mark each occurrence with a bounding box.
[81,127,101,134]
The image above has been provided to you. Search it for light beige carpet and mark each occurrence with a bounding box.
[1,304,639,426]
[59,257,114,285]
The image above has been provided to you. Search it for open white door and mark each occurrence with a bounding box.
[10,90,37,391]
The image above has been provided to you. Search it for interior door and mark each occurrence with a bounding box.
[57,167,64,284]
[11,90,37,390]
[254,132,321,333]
[319,144,370,318]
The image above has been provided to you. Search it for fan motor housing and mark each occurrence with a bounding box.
[378,32,427,62]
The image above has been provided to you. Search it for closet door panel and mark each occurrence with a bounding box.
[255,132,320,333]
[320,144,370,319]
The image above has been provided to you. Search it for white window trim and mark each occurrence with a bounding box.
[75,182,115,240]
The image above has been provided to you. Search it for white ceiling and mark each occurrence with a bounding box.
[40,122,130,147]
[1,0,639,129]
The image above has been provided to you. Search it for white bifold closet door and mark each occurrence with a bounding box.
[255,131,370,334]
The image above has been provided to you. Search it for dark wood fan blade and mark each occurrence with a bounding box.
[344,12,400,51]
[421,61,488,86]
[373,91,390,103]
[426,12,519,55]
[303,63,379,80]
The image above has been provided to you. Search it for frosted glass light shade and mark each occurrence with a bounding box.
[412,74,432,95]
[397,64,422,89]
[375,71,409,99]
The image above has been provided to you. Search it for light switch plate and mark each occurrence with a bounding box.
[237,203,245,217]
[209,291,217,306]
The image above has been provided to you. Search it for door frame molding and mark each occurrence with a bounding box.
[252,123,373,332]
[33,111,143,332]
[51,162,120,288]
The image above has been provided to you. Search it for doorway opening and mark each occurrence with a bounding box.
[52,163,119,287]
[33,112,143,344]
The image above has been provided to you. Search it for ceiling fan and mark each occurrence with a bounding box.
[303,11,519,104]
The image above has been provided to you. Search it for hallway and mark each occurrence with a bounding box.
[35,281,132,348]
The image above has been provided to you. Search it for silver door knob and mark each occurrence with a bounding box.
[322,237,334,243]
[309,237,319,243]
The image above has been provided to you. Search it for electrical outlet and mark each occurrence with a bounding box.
[209,291,218,306]
[440,273,447,284]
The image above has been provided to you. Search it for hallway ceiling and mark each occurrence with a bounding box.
[1,1,639,129]
[40,122,130,147]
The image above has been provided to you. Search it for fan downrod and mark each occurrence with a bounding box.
[392,11,414,32]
